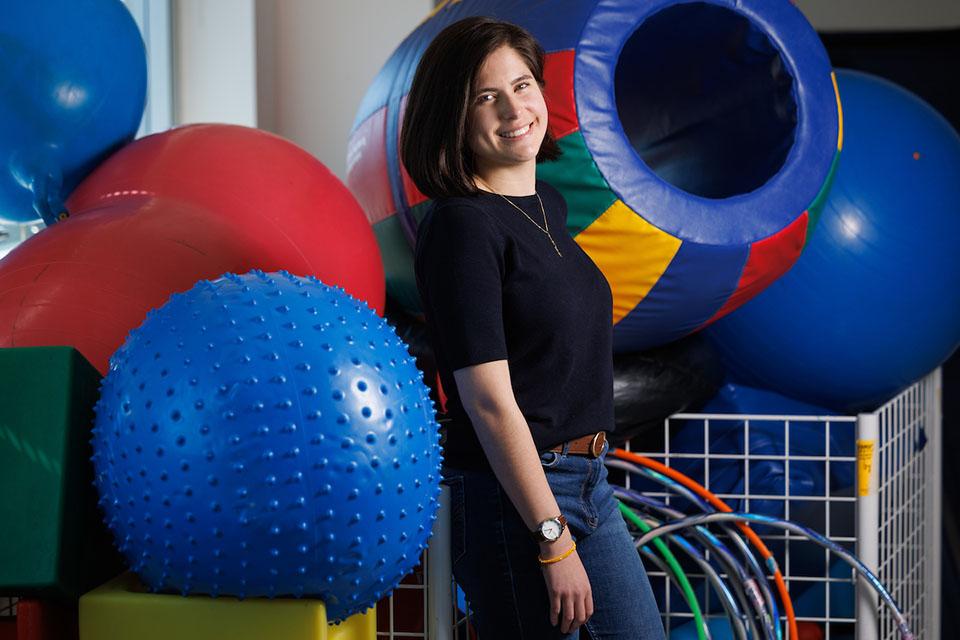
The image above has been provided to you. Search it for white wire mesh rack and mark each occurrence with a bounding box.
[874,370,941,640]
[377,369,941,640]
[622,410,859,640]
[374,555,430,639]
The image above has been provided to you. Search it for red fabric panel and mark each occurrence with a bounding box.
[16,600,78,640]
[435,371,448,415]
[0,617,14,640]
[700,212,809,327]
[346,106,396,224]
[543,50,578,140]
[397,95,430,208]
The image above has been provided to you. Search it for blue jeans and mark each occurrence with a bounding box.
[443,443,665,639]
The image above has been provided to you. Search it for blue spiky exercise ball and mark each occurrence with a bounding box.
[91,271,442,621]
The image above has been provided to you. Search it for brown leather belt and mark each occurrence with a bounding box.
[548,431,607,458]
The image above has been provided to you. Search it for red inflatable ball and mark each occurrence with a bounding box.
[1,125,384,374]
[67,124,384,313]
[0,197,275,373]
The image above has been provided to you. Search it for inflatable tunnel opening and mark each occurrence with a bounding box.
[615,3,798,200]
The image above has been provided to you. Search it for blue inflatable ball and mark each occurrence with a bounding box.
[91,271,442,621]
[706,69,960,412]
[0,0,146,224]
[670,383,854,519]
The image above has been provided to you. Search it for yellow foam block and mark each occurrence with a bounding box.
[80,573,376,640]
[329,609,376,640]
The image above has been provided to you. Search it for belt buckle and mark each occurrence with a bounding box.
[589,432,606,458]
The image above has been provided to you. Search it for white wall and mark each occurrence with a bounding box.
[173,0,257,126]
[256,0,432,180]
[796,0,960,31]
[167,0,957,176]
[122,0,174,136]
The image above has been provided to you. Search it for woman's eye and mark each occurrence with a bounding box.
[476,94,494,104]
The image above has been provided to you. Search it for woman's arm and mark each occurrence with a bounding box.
[454,359,594,635]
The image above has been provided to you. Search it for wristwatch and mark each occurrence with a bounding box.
[531,514,567,543]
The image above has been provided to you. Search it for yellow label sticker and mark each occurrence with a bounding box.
[857,440,875,496]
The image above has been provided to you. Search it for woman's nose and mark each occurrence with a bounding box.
[498,93,521,119]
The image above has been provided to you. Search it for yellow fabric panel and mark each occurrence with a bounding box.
[574,200,681,324]
[80,573,376,640]
[832,71,844,152]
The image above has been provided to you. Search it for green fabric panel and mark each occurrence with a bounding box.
[374,213,422,315]
[536,131,618,237]
[409,201,433,225]
[0,346,124,598]
[804,148,841,245]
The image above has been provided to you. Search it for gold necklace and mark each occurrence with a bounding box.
[480,181,563,258]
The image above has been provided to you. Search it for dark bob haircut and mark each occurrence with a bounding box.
[400,16,562,200]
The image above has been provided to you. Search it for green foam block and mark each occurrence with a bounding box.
[0,346,124,599]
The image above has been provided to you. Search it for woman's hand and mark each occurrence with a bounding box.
[540,534,594,634]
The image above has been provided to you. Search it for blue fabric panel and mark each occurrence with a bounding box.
[576,0,838,245]
[383,42,425,228]
[612,239,747,352]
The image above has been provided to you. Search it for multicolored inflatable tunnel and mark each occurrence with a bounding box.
[348,0,841,352]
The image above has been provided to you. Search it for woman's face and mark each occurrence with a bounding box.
[467,45,548,176]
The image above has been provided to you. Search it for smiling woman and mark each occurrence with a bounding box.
[398,17,665,640]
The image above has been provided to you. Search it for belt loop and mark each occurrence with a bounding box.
[540,451,561,468]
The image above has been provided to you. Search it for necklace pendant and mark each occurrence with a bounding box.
[549,239,563,258]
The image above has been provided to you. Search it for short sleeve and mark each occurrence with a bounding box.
[415,203,508,371]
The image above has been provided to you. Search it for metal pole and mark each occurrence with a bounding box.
[427,484,453,640]
[928,369,943,640]
[855,412,880,640]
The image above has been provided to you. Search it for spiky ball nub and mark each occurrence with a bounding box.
[90,270,442,621]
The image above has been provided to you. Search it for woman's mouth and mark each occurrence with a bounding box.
[499,122,533,139]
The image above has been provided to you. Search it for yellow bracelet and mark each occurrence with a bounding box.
[538,541,577,565]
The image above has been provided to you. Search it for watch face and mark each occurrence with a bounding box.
[542,519,562,541]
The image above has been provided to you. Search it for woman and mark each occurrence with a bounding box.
[402,16,664,639]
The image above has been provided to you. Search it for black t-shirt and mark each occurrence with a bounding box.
[414,180,614,470]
